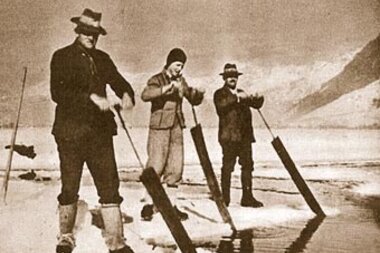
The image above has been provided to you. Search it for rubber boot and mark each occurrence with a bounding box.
[221,170,232,206]
[101,204,135,252]
[56,202,77,253]
[240,171,263,208]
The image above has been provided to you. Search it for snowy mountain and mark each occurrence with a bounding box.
[292,33,380,117]
[291,80,380,128]
[0,36,379,129]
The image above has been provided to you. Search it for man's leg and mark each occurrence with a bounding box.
[86,134,134,253]
[55,137,85,253]
[239,142,263,208]
[141,128,170,202]
[164,121,184,186]
[146,128,171,178]
[164,121,188,220]
[221,143,238,206]
[140,128,171,220]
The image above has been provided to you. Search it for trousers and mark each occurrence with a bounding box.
[55,131,123,205]
[145,118,184,186]
[221,141,254,173]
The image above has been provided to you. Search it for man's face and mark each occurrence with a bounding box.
[225,75,238,89]
[167,61,184,77]
[77,32,98,49]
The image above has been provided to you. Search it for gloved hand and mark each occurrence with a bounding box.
[248,94,264,109]
[188,87,205,106]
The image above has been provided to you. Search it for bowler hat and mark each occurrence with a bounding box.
[71,8,107,35]
[220,63,243,77]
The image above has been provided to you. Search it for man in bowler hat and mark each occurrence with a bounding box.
[214,63,264,208]
[50,8,135,253]
[140,48,205,221]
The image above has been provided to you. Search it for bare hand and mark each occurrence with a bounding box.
[90,94,111,111]
[121,93,134,110]
[197,87,206,94]
[162,83,175,94]
[108,94,122,108]
[172,80,182,90]
[237,90,249,100]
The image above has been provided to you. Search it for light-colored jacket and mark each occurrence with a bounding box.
[141,69,203,130]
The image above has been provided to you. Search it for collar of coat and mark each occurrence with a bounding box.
[161,68,183,83]
[71,39,97,57]
[223,84,243,95]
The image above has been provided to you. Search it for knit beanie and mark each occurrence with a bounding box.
[166,48,187,68]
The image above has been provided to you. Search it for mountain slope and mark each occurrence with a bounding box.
[293,80,380,128]
[292,33,380,116]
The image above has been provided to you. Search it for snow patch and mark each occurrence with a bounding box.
[352,182,380,197]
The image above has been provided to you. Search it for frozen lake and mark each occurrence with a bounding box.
[0,127,380,253]
[0,127,379,171]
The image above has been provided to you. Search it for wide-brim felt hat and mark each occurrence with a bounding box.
[219,63,243,76]
[71,8,107,35]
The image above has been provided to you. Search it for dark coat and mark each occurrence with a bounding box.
[213,85,255,145]
[50,41,135,139]
[141,70,203,130]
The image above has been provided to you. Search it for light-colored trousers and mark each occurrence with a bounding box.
[146,119,184,186]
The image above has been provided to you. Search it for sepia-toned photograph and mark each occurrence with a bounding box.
[0,1,379,252]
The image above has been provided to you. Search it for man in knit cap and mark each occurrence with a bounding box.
[141,48,205,221]
[50,8,135,253]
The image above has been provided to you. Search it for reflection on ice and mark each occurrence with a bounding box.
[217,230,254,253]
[216,215,325,253]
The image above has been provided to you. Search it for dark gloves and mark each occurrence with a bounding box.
[248,95,264,109]
[187,87,205,106]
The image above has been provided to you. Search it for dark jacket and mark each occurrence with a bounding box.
[141,70,203,130]
[214,85,255,145]
[50,41,134,139]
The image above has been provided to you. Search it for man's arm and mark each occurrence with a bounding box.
[141,75,174,102]
[213,89,238,116]
[104,56,135,106]
[182,77,204,106]
[50,51,90,107]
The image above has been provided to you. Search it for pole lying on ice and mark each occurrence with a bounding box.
[1,67,28,204]
[141,168,197,253]
[256,109,325,216]
[190,106,237,232]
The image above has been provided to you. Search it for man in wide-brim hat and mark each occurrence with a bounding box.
[214,63,264,208]
[70,8,107,36]
[50,8,135,253]
[219,63,243,78]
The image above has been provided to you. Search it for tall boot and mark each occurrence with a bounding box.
[101,204,135,253]
[221,170,231,206]
[240,171,263,208]
[56,202,77,253]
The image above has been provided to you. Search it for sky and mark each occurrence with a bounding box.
[0,0,379,97]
